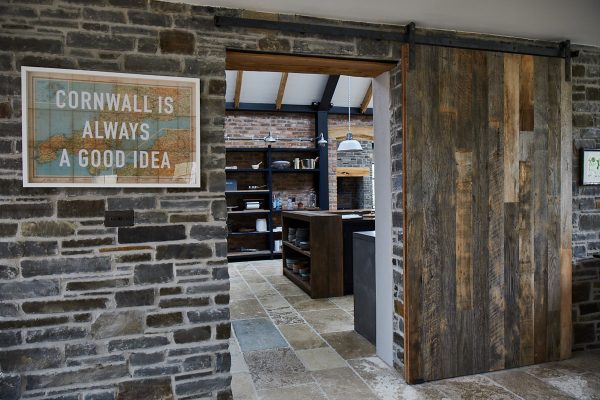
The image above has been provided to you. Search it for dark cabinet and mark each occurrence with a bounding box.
[353,230,376,345]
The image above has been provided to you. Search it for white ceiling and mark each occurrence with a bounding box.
[226,72,374,108]
[172,0,600,46]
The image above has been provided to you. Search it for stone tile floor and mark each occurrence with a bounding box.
[229,260,600,399]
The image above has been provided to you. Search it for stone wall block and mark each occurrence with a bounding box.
[66,32,134,51]
[21,256,111,277]
[159,30,195,55]
[115,288,155,308]
[128,11,172,27]
[0,347,63,372]
[0,35,63,54]
[22,298,108,314]
[133,263,174,284]
[173,326,211,344]
[91,310,145,339]
[0,279,60,300]
[118,225,186,244]
[156,243,212,260]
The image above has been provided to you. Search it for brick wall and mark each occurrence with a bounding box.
[571,45,600,352]
[224,111,314,149]
[0,1,400,398]
[225,111,375,210]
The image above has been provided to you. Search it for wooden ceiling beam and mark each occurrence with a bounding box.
[360,82,373,114]
[319,75,340,111]
[329,126,374,141]
[275,72,288,111]
[234,70,243,109]
[226,51,396,78]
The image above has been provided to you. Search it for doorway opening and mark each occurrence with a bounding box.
[223,50,400,397]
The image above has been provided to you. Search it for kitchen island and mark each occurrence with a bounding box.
[281,210,375,298]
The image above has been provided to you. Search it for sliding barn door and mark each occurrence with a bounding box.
[403,45,572,383]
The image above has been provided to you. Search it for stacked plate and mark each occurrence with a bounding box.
[295,228,308,245]
[285,258,298,270]
[288,227,296,243]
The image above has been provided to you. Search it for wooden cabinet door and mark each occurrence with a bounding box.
[402,44,572,383]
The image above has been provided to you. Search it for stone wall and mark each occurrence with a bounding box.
[336,140,374,210]
[0,1,400,398]
[571,45,600,352]
[328,114,374,209]
[388,64,404,372]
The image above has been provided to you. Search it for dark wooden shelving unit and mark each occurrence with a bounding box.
[225,145,327,261]
[281,211,343,298]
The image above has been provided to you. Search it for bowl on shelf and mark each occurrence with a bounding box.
[298,241,310,250]
[271,160,291,169]
[300,272,311,281]
[292,260,308,273]
[298,266,310,275]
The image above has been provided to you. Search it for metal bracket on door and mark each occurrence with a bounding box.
[407,22,416,71]
[560,40,572,82]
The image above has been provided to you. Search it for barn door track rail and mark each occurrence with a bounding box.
[214,16,577,81]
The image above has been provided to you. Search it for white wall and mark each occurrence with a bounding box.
[373,72,393,366]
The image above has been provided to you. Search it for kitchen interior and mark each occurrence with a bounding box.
[225,68,380,366]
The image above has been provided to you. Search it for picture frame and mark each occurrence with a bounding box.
[581,148,600,185]
[21,66,201,188]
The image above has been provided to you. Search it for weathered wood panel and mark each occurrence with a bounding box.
[403,45,572,383]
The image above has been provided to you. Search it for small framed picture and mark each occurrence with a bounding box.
[581,149,600,185]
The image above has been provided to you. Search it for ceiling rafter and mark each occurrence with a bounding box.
[275,72,288,110]
[234,70,243,109]
[360,82,373,114]
[318,75,340,111]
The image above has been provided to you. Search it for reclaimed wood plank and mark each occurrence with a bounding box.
[455,150,473,311]
[486,51,506,372]
[504,201,521,369]
[558,58,572,360]
[454,49,476,376]
[503,54,520,203]
[518,150,534,365]
[471,50,491,373]
[533,56,550,364]
[519,55,535,131]
[420,44,444,381]
[438,45,459,379]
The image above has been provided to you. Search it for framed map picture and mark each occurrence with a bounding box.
[582,149,600,185]
[21,67,200,187]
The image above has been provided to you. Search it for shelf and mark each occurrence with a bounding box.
[272,169,319,173]
[226,147,268,153]
[228,250,272,259]
[283,241,311,257]
[271,148,319,153]
[228,231,270,237]
[225,190,270,195]
[283,268,311,294]
[226,168,268,173]
[227,209,270,215]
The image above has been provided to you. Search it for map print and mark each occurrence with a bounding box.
[24,68,200,187]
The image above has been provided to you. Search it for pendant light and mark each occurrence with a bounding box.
[316,132,328,147]
[263,131,277,143]
[337,75,362,152]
